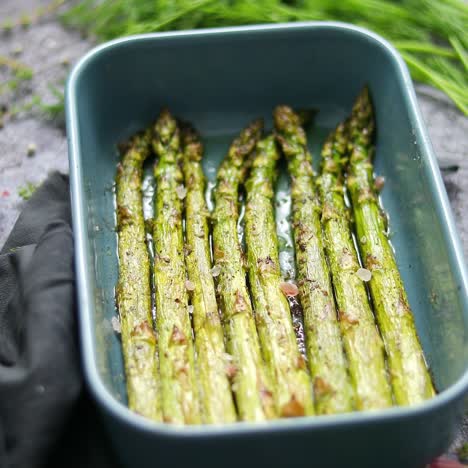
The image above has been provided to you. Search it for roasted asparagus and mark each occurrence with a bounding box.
[245,134,314,417]
[152,110,200,424]
[212,120,276,421]
[274,106,354,415]
[346,87,435,405]
[318,122,393,410]
[181,125,237,424]
[116,130,161,420]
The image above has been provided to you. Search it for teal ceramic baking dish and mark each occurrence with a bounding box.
[66,22,468,468]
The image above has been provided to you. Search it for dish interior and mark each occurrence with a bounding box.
[72,26,468,412]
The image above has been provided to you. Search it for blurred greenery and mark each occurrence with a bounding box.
[60,0,468,114]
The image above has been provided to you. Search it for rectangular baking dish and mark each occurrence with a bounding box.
[66,22,468,468]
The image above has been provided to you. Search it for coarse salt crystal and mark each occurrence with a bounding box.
[223,353,234,362]
[356,268,372,282]
[111,316,121,333]
[176,185,187,200]
[211,264,221,277]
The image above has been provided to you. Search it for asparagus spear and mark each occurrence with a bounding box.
[152,110,200,424]
[274,106,354,415]
[318,123,393,410]
[181,125,237,424]
[212,120,276,421]
[346,87,435,405]
[115,130,160,420]
[245,134,314,417]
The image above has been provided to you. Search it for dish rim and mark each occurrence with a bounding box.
[66,21,468,436]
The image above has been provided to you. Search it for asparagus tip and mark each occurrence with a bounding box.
[321,121,349,172]
[273,105,300,132]
[228,118,263,163]
[352,85,372,119]
[239,118,263,143]
[180,121,203,161]
[154,108,178,144]
[117,128,151,155]
[273,106,308,156]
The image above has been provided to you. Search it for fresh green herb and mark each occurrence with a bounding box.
[61,0,468,114]
[18,182,38,200]
[449,36,468,72]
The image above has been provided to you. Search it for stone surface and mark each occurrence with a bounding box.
[0,0,90,244]
[0,0,467,461]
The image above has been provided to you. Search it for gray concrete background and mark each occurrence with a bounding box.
[0,0,467,461]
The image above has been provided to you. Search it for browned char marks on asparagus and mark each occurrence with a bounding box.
[274,105,354,415]
[346,87,435,405]
[181,125,237,424]
[116,130,161,420]
[212,120,277,421]
[318,122,392,410]
[245,134,314,417]
[152,110,200,424]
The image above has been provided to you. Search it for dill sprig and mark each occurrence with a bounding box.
[61,0,468,114]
